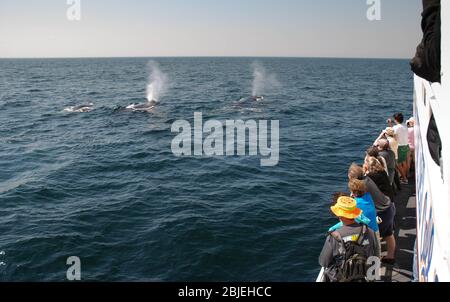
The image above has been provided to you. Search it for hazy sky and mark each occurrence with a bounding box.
[0,0,423,58]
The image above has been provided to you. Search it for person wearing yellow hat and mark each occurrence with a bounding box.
[319,196,380,282]
[330,196,363,221]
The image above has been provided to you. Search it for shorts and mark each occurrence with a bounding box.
[397,145,410,164]
[378,203,396,238]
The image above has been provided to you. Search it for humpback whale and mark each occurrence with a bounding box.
[237,95,264,103]
[64,103,94,113]
[124,99,157,112]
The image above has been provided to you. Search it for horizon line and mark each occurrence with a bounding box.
[0,55,411,60]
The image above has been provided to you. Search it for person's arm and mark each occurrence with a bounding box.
[328,222,343,232]
[383,172,395,201]
[375,234,381,258]
[357,213,371,226]
[319,235,335,268]
[373,131,386,146]
[369,230,381,258]
[363,162,369,175]
[379,156,388,173]
[387,119,394,128]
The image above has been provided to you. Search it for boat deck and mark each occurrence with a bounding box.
[379,174,417,282]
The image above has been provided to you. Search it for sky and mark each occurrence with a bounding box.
[0,0,423,58]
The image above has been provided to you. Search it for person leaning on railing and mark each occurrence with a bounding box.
[388,113,410,185]
[364,156,395,203]
[365,146,389,180]
[348,179,379,234]
[363,156,397,265]
[375,127,403,192]
[348,163,396,264]
[374,139,396,187]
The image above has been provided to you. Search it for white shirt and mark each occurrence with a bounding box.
[393,124,409,146]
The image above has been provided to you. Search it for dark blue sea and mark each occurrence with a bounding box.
[0,57,413,281]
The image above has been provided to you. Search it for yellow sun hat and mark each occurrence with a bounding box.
[331,196,362,219]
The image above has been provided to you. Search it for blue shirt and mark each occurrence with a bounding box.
[328,214,371,232]
[355,193,379,232]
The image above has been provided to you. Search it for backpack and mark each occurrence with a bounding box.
[324,225,370,282]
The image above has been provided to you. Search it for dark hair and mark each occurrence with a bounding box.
[348,163,364,180]
[332,192,348,206]
[366,146,379,158]
[366,156,386,174]
[394,113,404,124]
[330,192,349,216]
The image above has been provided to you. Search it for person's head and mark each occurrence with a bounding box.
[366,146,379,158]
[385,127,395,138]
[407,117,415,128]
[348,163,364,180]
[365,156,385,174]
[393,113,404,124]
[330,192,349,216]
[332,192,349,206]
[348,178,367,197]
[377,138,390,151]
[330,196,362,225]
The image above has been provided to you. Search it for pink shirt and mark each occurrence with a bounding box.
[408,127,415,150]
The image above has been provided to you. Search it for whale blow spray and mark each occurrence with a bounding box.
[251,62,280,97]
[146,61,168,103]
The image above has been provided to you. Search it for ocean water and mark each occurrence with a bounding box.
[0,57,413,281]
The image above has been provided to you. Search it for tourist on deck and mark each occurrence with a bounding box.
[366,146,388,176]
[348,163,391,212]
[348,163,390,258]
[375,127,399,161]
[319,196,379,282]
[364,157,395,203]
[328,192,371,232]
[385,128,399,162]
[347,161,398,263]
[376,139,396,186]
[388,113,410,184]
[381,127,402,191]
[348,179,379,233]
[407,117,416,176]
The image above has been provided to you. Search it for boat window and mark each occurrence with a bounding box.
[427,114,442,167]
